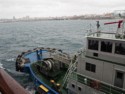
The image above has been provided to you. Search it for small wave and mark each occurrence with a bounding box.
[25,85,35,94]
[6,58,15,62]
[0,63,5,69]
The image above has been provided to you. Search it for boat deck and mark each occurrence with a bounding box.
[31,63,68,94]
[16,48,70,94]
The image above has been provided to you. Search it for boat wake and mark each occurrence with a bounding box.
[25,84,36,94]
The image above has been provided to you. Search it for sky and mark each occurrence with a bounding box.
[0,0,125,18]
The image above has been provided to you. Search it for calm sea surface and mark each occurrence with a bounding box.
[0,19,118,88]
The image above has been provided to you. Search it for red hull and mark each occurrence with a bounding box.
[0,68,29,94]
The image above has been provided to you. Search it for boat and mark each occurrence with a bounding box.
[16,10,125,94]
[16,47,71,94]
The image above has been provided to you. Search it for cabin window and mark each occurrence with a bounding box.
[115,43,125,55]
[86,62,96,73]
[101,41,112,53]
[88,40,98,50]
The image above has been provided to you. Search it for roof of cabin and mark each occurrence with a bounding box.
[87,32,125,42]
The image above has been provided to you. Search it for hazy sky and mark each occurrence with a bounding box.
[0,0,125,18]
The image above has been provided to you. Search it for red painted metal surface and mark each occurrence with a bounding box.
[0,69,30,94]
[104,20,123,28]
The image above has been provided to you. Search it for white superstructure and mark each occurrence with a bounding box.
[66,15,125,94]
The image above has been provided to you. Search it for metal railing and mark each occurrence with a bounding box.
[51,52,71,65]
[70,72,125,94]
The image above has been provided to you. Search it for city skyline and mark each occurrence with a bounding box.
[0,0,125,18]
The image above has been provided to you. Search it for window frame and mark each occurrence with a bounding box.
[85,62,96,73]
[88,39,99,51]
[115,42,125,55]
[101,41,113,53]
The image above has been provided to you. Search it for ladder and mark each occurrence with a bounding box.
[61,55,78,88]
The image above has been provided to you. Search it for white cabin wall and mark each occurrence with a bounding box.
[77,55,85,74]
[86,37,125,65]
[77,56,103,81]
[102,62,114,85]
[85,57,103,80]
[86,50,125,64]
[77,53,125,89]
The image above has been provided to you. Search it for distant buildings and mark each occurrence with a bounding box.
[0,12,118,23]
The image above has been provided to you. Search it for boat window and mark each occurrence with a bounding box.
[78,87,82,91]
[88,40,99,50]
[101,41,112,53]
[115,43,125,55]
[72,84,75,88]
[93,53,98,57]
[86,62,96,73]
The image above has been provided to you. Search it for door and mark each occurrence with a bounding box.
[114,71,124,88]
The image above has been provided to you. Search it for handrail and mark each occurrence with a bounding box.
[71,72,125,94]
